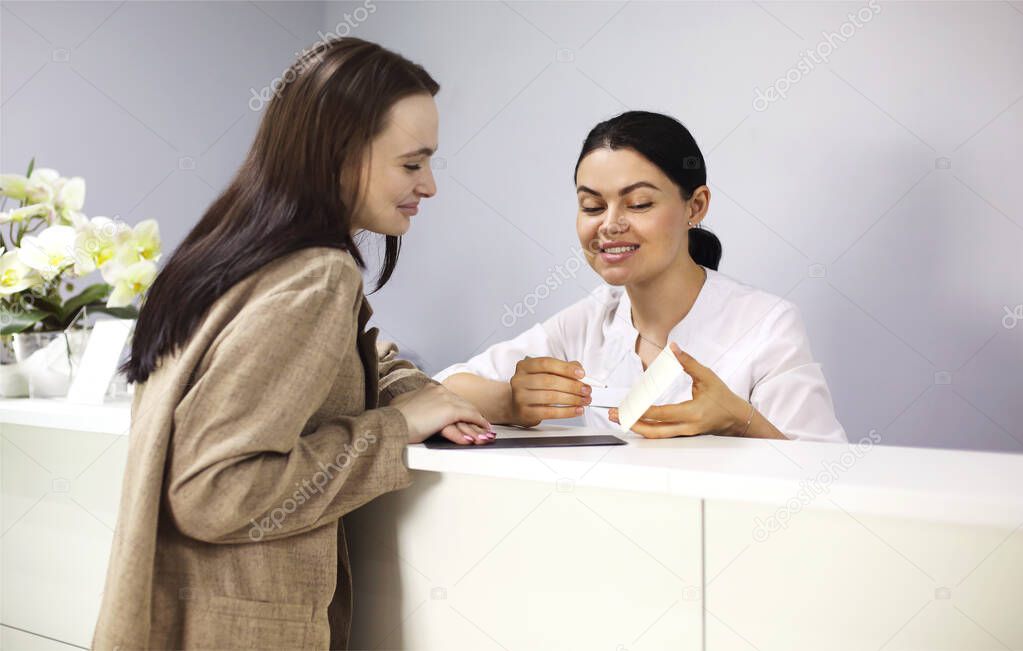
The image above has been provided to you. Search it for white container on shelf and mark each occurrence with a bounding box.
[0,362,29,397]
[12,329,90,398]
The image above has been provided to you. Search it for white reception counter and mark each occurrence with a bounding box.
[1,400,1021,649]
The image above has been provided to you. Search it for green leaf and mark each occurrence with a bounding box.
[60,283,111,325]
[88,305,138,320]
[25,158,35,177]
[0,308,48,335]
[25,294,62,318]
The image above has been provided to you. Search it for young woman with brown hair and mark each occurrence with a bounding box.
[93,38,492,650]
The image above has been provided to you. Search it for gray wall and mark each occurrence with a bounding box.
[1,0,326,257]
[3,1,1021,453]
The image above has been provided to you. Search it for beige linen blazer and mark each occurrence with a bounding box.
[92,246,434,650]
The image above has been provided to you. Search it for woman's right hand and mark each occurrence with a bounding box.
[508,357,592,427]
[393,384,495,445]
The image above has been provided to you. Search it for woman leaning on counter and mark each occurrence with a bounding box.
[437,111,847,443]
[92,39,493,651]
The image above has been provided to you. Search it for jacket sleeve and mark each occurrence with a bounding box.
[165,286,412,544]
[376,338,440,407]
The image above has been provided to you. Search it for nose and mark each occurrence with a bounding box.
[417,165,437,199]
[599,203,629,238]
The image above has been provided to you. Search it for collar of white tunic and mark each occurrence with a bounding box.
[595,265,725,373]
[582,265,798,388]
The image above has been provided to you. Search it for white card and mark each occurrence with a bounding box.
[67,319,134,404]
[588,386,630,409]
[617,346,685,432]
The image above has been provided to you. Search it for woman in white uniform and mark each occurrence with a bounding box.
[435,111,846,443]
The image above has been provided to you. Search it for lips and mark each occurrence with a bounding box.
[598,240,640,264]
[398,203,419,216]
[599,241,640,253]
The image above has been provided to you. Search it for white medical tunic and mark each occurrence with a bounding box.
[433,266,847,443]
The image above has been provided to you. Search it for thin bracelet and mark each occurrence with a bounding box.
[739,401,755,436]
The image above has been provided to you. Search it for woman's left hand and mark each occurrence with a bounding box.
[609,342,751,438]
[389,384,496,445]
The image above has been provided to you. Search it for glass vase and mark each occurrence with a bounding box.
[12,328,91,399]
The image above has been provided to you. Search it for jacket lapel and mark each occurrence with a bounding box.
[356,297,379,409]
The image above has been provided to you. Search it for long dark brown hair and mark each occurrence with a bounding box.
[122,38,439,384]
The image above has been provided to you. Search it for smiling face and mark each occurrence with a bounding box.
[350,93,439,236]
[576,147,707,286]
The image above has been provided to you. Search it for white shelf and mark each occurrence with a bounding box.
[0,398,130,435]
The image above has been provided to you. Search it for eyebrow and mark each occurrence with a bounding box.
[400,147,435,158]
[576,181,660,197]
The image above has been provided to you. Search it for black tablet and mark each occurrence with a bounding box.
[422,434,627,449]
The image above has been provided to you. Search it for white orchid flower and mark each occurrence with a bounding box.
[69,212,90,229]
[127,219,161,261]
[0,174,29,201]
[17,225,77,280]
[54,176,85,224]
[72,215,130,275]
[105,218,162,267]
[0,249,42,296]
[0,203,51,224]
[103,259,157,308]
[25,168,61,204]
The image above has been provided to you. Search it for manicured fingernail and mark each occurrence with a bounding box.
[575,368,584,378]
[463,435,474,443]
[575,407,584,414]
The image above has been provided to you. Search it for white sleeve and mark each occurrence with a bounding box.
[749,302,847,443]
[432,322,560,383]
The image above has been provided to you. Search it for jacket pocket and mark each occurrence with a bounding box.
[182,594,316,649]
[208,594,314,622]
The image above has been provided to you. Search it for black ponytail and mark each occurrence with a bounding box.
[687,226,722,272]
[574,111,722,270]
